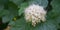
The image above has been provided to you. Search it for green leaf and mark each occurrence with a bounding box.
[0,10,9,17]
[9,0,24,6]
[48,0,60,29]
[26,0,48,8]
[0,5,4,10]
[10,16,26,30]
[18,2,29,16]
[46,0,60,24]
[0,1,18,23]
[10,16,57,30]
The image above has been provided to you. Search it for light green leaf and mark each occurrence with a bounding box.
[18,2,29,16]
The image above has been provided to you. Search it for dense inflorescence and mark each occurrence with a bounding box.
[24,4,47,26]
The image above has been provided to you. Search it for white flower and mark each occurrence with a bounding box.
[24,4,47,27]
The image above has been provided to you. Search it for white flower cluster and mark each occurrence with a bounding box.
[24,4,47,27]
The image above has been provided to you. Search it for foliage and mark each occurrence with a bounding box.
[0,0,60,30]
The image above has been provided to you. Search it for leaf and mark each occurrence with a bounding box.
[26,0,48,8]
[0,10,9,17]
[49,0,60,29]
[18,2,29,16]
[9,15,57,30]
[0,5,4,10]
[0,1,18,23]
[51,0,60,23]
[0,10,14,23]
[9,0,24,6]
[9,16,26,30]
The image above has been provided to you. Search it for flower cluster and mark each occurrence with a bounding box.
[24,4,47,27]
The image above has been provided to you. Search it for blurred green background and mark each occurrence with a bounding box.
[0,0,60,30]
